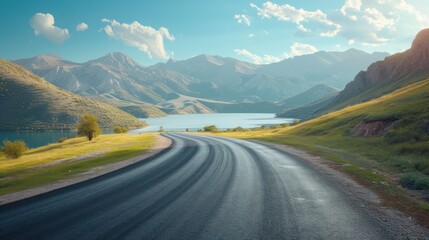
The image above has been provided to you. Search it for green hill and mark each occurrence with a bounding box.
[227,78,429,191]
[0,59,146,130]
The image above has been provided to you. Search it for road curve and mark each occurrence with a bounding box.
[0,133,392,239]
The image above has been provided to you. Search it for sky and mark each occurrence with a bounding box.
[1,0,428,66]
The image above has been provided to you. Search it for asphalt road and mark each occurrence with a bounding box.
[0,133,392,239]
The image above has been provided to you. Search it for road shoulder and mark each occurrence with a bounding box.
[249,139,429,239]
[0,133,172,206]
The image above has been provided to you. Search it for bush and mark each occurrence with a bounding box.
[113,126,129,134]
[400,172,429,190]
[291,119,300,125]
[77,114,101,141]
[203,125,219,133]
[2,140,28,159]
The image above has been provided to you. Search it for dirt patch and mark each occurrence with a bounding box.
[352,120,395,137]
[252,140,429,239]
[0,133,172,206]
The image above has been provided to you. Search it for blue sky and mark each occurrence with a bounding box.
[1,0,428,65]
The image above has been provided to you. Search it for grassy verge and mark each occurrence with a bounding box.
[195,79,429,228]
[0,134,156,196]
[203,129,429,228]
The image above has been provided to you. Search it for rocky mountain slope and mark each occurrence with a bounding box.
[15,50,388,115]
[0,59,145,130]
[279,29,429,120]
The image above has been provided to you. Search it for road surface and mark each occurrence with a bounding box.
[0,133,392,239]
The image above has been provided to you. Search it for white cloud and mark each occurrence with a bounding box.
[249,33,255,38]
[30,13,69,44]
[336,0,429,46]
[341,0,362,17]
[363,8,394,30]
[250,2,341,37]
[234,43,318,64]
[234,14,251,26]
[76,22,88,32]
[289,43,318,57]
[102,19,174,59]
[234,49,280,64]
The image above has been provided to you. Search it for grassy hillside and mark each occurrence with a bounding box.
[0,134,156,195]
[206,79,429,224]
[219,78,429,189]
[0,59,146,130]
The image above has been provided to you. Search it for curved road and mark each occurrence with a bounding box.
[0,133,392,239]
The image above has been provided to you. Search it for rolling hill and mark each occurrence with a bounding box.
[0,59,146,130]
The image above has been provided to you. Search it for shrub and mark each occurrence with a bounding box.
[400,172,429,190]
[2,140,28,159]
[113,126,129,134]
[292,119,300,125]
[203,125,219,133]
[77,114,101,141]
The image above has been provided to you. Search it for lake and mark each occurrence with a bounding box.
[0,114,293,148]
[0,130,78,149]
[130,113,294,133]
[0,129,114,149]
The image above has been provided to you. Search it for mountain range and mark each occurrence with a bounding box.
[14,49,388,116]
[278,29,429,120]
[0,59,145,130]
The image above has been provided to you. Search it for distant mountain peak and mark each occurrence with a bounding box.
[167,58,177,64]
[90,52,142,70]
[14,54,71,70]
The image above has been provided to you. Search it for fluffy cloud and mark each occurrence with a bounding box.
[251,1,429,47]
[30,13,69,44]
[234,49,280,64]
[76,22,88,31]
[288,43,318,58]
[234,43,318,64]
[234,14,251,26]
[102,19,174,59]
[337,0,429,46]
[341,0,362,19]
[250,2,341,37]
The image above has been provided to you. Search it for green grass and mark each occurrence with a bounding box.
[213,77,429,189]
[0,133,156,196]
[203,78,429,225]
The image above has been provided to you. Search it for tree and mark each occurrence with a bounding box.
[113,126,129,134]
[203,125,219,133]
[2,140,27,159]
[77,114,101,141]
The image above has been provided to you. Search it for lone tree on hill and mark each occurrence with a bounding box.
[77,114,101,141]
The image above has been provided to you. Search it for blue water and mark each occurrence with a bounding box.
[0,130,114,149]
[0,130,78,149]
[130,113,294,133]
[0,114,292,148]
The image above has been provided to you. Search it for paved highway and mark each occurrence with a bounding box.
[0,133,392,239]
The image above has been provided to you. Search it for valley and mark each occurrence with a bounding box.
[1,1,429,238]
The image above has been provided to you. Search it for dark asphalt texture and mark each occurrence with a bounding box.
[0,133,392,239]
